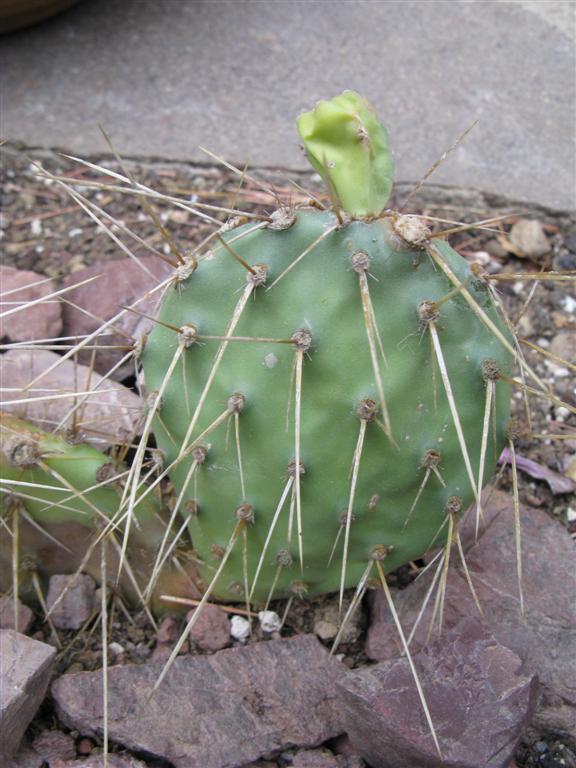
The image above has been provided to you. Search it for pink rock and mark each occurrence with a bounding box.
[156,615,179,646]
[151,615,182,661]
[31,730,76,763]
[186,604,230,652]
[0,630,56,761]
[56,757,147,768]
[61,257,172,380]
[51,635,346,768]
[0,349,143,449]
[0,595,34,634]
[0,266,62,343]
[366,489,576,738]
[46,574,96,630]
[340,618,537,768]
[5,743,44,768]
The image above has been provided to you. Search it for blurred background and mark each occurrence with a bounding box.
[2,0,575,208]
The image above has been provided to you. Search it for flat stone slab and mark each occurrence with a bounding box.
[0,348,143,448]
[0,630,56,761]
[366,489,576,738]
[3,0,574,209]
[339,618,537,768]
[51,634,346,768]
[60,257,171,380]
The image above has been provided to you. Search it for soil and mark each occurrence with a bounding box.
[1,145,575,768]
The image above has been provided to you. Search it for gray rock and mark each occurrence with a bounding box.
[509,219,550,259]
[0,266,63,343]
[313,594,363,646]
[550,331,576,366]
[31,730,76,763]
[339,618,537,768]
[0,349,144,449]
[46,574,96,630]
[57,757,148,768]
[366,489,576,738]
[186,604,231,652]
[60,257,172,380]
[5,743,44,768]
[52,634,346,768]
[3,1,574,209]
[0,630,56,761]
[0,594,34,634]
[291,748,341,767]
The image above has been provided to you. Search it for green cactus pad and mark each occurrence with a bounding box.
[0,414,196,611]
[297,91,394,217]
[142,211,513,603]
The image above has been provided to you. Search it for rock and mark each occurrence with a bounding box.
[258,610,282,634]
[60,257,172,380]
[0,595,34,634]
[186,604,231,652]
[0,349,144,449]
[291,748,341,767]
[509,219,550,259]
[339,618,537,768]
[314,595,362,645]
[56,756,148,768]
[76,738,95,756]
[366,489,576,738]
[46,574,96,630]
[313,620,339,642]
[107,642,126,665]
[52,635,346,768]
[31,730,76,763]
[5,743,44,768]
[550,331,576,366]
[484,238,509,259]
[0,266,63,343]
[0,630,56,761]
[156,615,180,645]
[151,615,181,661]
[230,613,251,642]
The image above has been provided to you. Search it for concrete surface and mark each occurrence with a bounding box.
[3,0,575,209]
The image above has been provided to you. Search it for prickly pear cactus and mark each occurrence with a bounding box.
[0,413,198,611]
[141,91,513,603]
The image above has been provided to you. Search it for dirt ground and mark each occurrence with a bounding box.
[1,146,575,767]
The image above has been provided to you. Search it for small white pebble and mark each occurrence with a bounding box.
[258,610,282,633]
[553,367,570,378]
[68,228,83,238]
[512,281,525,295]
[30,219,43,236]
[567,507,576,523]
[473,251,491,266]
[230,615,251,642]
[556,407,570,421]
[536,338,550,349]
[562,296,576,314]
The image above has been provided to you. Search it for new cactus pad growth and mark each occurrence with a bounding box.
[139,91,513,604]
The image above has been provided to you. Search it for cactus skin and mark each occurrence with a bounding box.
[0,413,199,611]
[297,91,394,217]
[142,211,513,603]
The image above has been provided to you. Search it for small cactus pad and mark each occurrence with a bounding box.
[0,414,193,610]
[142,211,513,603]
